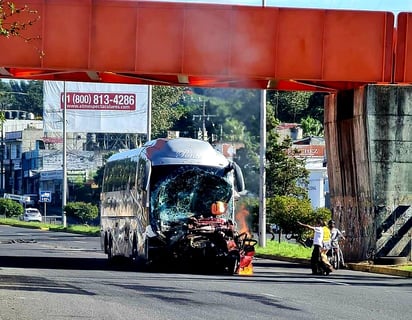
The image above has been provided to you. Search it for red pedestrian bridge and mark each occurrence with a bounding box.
[1,0,412,91]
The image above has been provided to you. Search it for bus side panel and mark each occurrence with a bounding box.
[100,155,149,261]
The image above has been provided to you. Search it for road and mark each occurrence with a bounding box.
[0,225,411,320]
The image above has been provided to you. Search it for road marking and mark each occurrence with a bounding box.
[310,277,350,286]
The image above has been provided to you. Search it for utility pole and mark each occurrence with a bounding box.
[259,0,267,247]
[62,82,67,227]
[192,99,216,141]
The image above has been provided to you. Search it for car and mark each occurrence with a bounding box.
[22,208,43,222]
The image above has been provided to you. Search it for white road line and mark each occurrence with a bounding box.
[309,277,350,286]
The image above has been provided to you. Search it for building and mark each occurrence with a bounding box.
[293,136,329,208]
[1,117,105,208]
[277,123,329,209]
[1,119,43,195]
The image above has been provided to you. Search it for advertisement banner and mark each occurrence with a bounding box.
[43,81,149,133]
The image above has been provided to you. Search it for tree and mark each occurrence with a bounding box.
[222,118,246,142]
[233,144,260,195]
[0,1,40,41]
[267,195,313,234]
[307,92,327,123]
[0,80,43,117]
[301,116,324,137]
[267,90,312,123]
[265,104,309,198]
[11,80,43,117]
[266,195,331,238]
[151,86,186,138]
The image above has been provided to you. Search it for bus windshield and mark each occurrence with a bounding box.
[150,166,233,226]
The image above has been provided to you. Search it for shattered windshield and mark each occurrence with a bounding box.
[150,166,233,225]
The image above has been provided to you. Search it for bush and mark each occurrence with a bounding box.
[0,199,24,217]
[312,207,332,224]
[64,202,98,224]
[267,195,313,235]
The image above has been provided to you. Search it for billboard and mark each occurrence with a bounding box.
[43,81,149,133]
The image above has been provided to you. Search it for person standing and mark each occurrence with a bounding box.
[328,220,345,252]
[298,219,324,274]
[323,222,332,251]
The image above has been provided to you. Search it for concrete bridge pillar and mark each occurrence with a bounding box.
[325,85,412,262]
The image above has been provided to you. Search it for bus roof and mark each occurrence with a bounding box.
[107,138,229,167]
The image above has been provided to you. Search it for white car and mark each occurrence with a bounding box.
[22,208,43,222]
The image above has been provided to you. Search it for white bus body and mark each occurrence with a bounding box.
[100,138,248,273]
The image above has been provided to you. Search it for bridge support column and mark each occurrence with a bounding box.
[325,85,412,262]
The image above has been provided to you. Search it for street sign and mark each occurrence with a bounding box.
[39,191,52,203]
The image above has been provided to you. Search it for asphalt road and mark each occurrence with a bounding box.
[0,225,411,320]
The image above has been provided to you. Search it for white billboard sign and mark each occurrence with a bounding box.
[43,81,148,133]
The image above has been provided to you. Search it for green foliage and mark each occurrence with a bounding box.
[151,86,186,138]
[266,135,309,198]
[307,92,328,123]
[0,198,24,217]
[267,90,312,123]
[0,2,42,57]
[64,202,98,224]
[266,195,332,237]
[267,196,313,234]
[312,207,332,223]
[222,118,246,142]
[301,116,324,137]
[265,102,309,198]
[0,80,43,118]
[234,144,260,195]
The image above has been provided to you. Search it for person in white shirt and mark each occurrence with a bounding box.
[298,219,325,274]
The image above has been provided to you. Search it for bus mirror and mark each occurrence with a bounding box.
[233,162,245,192]
[143,162,151,190]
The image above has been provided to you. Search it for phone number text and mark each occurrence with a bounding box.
[61,93,136,110]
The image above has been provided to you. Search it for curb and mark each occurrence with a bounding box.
[256,254,412,278]
[256,254,310,265]
[346,263,412,278]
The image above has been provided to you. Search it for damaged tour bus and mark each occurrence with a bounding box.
[100,138,256,274]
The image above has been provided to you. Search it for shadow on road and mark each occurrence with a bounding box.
[0,255,138,271]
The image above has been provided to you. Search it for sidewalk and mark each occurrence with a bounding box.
[256,254,412,278]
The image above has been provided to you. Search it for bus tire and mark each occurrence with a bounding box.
[131,234,138,262]
[107,235,114,260]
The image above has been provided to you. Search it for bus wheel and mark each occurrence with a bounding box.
[107,236,114,260]
[131,235,138,262]
[224,251,240,275]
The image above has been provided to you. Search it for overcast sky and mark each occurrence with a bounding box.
[158,0,411,15]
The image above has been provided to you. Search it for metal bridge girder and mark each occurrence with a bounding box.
[0,0,395,91]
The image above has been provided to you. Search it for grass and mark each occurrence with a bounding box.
[0,217,100,236]
[394,265,412,272]
[255,239,312,259]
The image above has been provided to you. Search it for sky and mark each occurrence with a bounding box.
[157,0,412,16]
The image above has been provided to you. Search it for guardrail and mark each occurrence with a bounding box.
[43,215,62,224]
